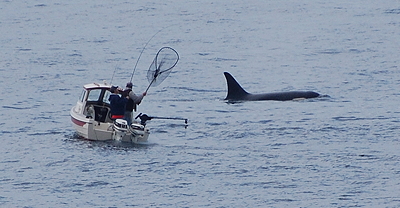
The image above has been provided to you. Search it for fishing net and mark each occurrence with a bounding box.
[146,47,179,88]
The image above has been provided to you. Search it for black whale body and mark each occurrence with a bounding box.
[224,72,320,101]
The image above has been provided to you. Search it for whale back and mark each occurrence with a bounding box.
[223,71,320,101]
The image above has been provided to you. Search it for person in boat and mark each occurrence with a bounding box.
[122,82,147,125]
[108,86,129,120]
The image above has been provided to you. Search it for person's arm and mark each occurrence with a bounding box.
[129,91,145,104]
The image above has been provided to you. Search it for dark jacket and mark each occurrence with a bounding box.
[108,94,128,116]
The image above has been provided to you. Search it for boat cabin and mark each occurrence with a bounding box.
[74,83,113,123]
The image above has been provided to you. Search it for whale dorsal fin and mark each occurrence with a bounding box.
[224,72,249,100]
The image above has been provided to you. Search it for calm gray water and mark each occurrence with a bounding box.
[1,0,400,207]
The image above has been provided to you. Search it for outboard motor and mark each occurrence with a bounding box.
[112,119,128,141]
[129,123,145,136]
[129,122,150,143]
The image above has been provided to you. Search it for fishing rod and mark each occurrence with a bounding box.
[109,66,118,85]
[130,24,177,83]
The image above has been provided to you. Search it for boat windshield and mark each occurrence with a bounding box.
[86,88,111,105]
[79,90,86,102]
[87,89,102,102]
[103,90,111,104]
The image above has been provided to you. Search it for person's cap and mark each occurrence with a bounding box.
[110,85,119,93]
[126,82,133,88]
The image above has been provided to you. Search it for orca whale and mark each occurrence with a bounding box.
[224,72,320,101]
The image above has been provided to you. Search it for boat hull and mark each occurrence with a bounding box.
[70,107,149,143]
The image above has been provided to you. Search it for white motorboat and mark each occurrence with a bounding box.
[70,47,184,143]
[70,82,150,143]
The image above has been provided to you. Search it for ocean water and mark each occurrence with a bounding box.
[1,0,400,207]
